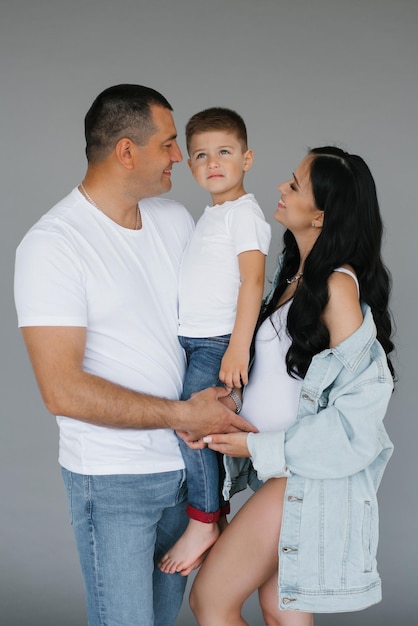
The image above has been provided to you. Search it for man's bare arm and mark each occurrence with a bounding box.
[21,326,255,438]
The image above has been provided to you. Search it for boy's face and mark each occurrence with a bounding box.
[188,131,253,205]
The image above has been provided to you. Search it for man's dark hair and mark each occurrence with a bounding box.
[84,84,173,162]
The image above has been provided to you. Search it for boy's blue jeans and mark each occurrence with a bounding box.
[61,468,188,626]
[178,334,230,522]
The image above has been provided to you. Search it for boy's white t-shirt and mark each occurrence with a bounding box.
[178,194,271,337]
[14,188,195,475]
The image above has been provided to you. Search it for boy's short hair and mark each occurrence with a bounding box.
[186,107,248,154]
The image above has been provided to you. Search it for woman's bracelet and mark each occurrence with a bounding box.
[228,389,243,414]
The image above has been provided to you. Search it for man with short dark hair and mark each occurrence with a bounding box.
[14,84,253,626]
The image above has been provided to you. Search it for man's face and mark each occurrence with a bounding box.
[133,105,183,198]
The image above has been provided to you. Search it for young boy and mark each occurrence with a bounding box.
[158,108,271,575]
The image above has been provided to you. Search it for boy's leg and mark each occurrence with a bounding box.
[62,468,188,626]
[179,335,230,401]
[159,335,229,574]
[190,477,312,626]
[180,336,231,517]
[179,438,221,519]
[158,438,221,574]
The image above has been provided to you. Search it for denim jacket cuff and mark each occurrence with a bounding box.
[247,431,291,481]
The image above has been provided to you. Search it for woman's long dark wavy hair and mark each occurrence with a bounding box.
[259,146,394,379]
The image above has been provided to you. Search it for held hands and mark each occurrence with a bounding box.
[176,386,257,447]
[218,345,249,388]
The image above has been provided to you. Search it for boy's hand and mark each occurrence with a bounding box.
[219,345,249,388]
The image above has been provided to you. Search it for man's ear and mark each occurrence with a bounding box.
[115,138,135,170]
[243,149,254,172]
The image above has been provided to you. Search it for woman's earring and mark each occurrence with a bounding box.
[311,221,315,228]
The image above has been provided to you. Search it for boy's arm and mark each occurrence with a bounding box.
[219,249,266,388]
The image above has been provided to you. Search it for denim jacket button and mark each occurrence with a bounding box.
[282,597,296,605]
[282,546,297,553]
[301,393,314,402]
[288,495,303,502]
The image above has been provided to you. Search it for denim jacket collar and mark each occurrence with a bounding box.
[315,302,375,374]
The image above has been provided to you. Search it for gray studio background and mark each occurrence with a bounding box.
[1,1,417,624]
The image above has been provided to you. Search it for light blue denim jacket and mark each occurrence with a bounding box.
[223,298,394,613]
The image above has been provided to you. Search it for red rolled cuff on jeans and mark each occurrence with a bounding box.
[186,503,230,523]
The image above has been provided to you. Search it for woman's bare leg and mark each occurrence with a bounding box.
[258,571,313,626]
[189,478,283,624]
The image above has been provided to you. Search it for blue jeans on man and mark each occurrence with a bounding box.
[62,468,188,626]
[61,334,230,625]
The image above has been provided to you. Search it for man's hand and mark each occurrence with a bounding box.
[175,431,207,450]
[177,386,256,442]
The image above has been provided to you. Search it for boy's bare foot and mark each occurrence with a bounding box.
[158,519,220,574]
[179,549,210,576]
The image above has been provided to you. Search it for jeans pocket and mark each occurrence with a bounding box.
[362,500,373,572]
[61,468,74,525]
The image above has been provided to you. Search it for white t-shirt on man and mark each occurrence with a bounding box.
[15,188,195,475]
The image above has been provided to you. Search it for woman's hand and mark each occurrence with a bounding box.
[203,432,251,457]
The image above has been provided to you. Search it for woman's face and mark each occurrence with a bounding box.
[275,156,323,232]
